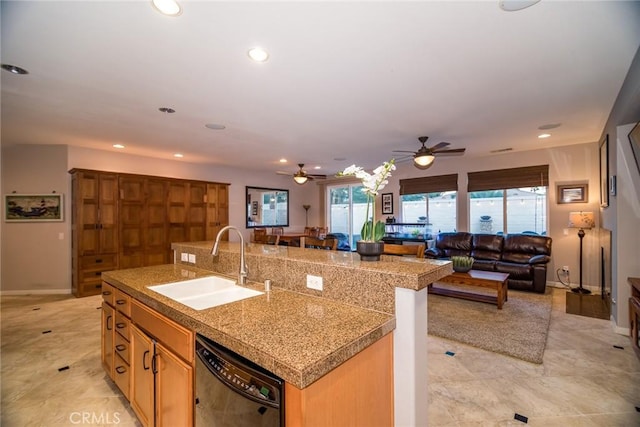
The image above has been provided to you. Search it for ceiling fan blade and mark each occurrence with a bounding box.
[433,148,466,156]
[276,171,291,176]
[392,150,416,153]
[308,174,327,179]
[430,142,450,151]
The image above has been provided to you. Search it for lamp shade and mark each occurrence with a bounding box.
[568,211,595,229]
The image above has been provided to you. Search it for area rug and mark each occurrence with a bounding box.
[427,285,553,363]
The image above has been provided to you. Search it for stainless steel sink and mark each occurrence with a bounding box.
[148,276,263,310]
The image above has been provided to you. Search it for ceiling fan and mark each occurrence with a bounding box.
[277,163,327,185]
[393,136,466,169]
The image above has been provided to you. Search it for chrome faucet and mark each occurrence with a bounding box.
[211,225,248,285]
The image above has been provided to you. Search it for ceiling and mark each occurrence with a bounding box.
[2,1,640,176]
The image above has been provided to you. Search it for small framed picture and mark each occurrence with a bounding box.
[381,193,393,214]
[556,184,588,204]
[5,194,64,222]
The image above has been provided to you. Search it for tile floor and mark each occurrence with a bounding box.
[1,288,639,426]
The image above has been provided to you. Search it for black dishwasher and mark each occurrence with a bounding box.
[195,334,284,427]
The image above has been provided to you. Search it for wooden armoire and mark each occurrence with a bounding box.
[70,169,229,297]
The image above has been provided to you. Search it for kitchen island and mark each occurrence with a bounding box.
[103,241,452,426]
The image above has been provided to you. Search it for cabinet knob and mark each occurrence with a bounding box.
[116,344,126,351]
[115,366,127,374]
[116,322,126,329]
[116,299,125,305]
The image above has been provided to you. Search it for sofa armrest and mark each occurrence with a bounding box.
[529,254,551,265]
[425,248,444,258]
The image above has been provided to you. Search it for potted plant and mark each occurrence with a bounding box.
[338,159,395,261]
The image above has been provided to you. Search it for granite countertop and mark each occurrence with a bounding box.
[102,264,395,389]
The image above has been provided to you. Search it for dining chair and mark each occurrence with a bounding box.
[382,243,425,258]
[264,234,280,245]
[253,228,267,243]
[304,236,337,251]
[271,227,284,235]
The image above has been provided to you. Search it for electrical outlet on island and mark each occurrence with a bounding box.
[306,274,323,291]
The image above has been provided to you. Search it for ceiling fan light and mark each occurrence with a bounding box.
[414,154,435,168]
[293,175,308,185]
[151,0,182,16]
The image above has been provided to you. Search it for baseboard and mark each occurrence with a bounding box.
[0,289,72,296]
[612,321,630,337]
[547,281,600,294]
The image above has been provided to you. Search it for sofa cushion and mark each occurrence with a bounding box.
[436,232,473,257]
[501,234,552,264]
[471,234,503,261]
[495,261,533,280]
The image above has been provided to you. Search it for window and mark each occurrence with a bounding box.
[399,174,458,233]
[468,165,548,235]
[327,183,367,249]
[400,192,457,233]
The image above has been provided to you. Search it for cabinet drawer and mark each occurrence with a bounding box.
[115,311,130,341]
[102,282,116,306]
[115,332,130,364]
[114,353,130,400]
[131,300,193,363]
[114,289,132,317]
[81,254,117,269]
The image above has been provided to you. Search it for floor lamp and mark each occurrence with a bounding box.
[568,211,595,294]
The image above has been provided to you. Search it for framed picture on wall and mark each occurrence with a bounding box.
[600,134,609,208]
[381,193,393,215]
[4,194,64,222]
[557,184,588,204]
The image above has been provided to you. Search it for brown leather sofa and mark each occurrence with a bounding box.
[425,232,552,293]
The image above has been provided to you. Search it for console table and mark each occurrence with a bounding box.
[628,277,640,360]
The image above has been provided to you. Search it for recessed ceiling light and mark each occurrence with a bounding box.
[205,123,226,130]
[538,133,551,139]
[113,144,125,149]
[314,166,322,170]
[151,0,182,16]
[159,107,176,113]
[1,64,29,75]
[174,153,184,158]
[248,47,269,62]
[538,123,562,130]
[279,158,287,163]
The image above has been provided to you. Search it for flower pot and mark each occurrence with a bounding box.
[356,241,384,262]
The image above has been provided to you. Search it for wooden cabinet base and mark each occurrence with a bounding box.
[285,333,394,426]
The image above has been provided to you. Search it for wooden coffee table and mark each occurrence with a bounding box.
[428,270,509,309]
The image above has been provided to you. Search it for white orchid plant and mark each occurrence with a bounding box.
[338,159,396,242]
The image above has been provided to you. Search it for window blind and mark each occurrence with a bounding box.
[399,174,458,195]
[467,165,549,192]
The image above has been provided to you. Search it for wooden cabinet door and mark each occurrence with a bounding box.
[99,173,119,254]
[101,302,115,378]
[119,176,145,269]
[76,171,101,256]
[145,178,169,265]
[155,342,194,427]
[188,183,207,242]
[131,325,155,427]
[167,181,188,245]
[206,183,229,240]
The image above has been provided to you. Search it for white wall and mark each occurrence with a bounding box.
[612,123,640,331]
[1,145,71,293]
